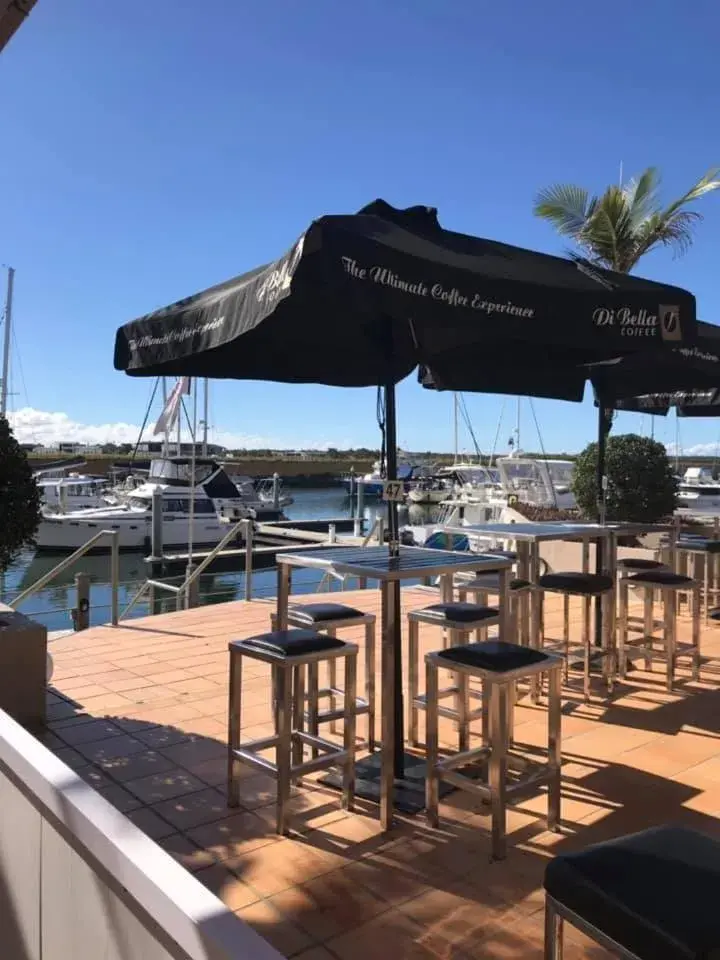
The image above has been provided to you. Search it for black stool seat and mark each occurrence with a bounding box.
[538,572,614,594]
[286,602,365,623]
[628,570,694,587]
[234,629,346,657]
[417,602,499,623]
[544,825,720,960]
[436,639,550,672]
[617,558,667,571]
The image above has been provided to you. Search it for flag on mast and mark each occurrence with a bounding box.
[153,377,191,436]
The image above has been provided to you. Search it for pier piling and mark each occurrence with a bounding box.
[72,573,90,631]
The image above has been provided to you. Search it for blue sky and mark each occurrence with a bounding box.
[2,0,720,455]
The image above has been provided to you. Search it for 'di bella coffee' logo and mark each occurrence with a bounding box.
[592,304,682,340]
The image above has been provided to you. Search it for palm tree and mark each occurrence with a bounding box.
[533,166,720,273]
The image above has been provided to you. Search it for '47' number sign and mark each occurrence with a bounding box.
[382,481,405,502]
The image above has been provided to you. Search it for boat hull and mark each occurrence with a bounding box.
[35,513,245,553]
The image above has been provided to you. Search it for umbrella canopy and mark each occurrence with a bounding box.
[614,390,720,417]
[114,199,697,389]
[589,321,720,404]
[596,322,720,414]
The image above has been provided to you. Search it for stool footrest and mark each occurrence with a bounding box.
[293,748,351,777]
[437,744,490,772]
[305,698,369,724]
[414,685,462,706]
[233,729,349,778]
[233,749,276,776]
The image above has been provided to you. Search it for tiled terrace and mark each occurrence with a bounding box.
[43,587,720,959]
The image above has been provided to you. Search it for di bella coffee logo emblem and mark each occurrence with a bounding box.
[593,304,682,340]
[659,305,681,341]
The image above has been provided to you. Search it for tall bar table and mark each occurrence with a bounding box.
[276,545,513,829]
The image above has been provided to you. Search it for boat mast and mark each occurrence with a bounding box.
[0,266,15,418]
[161,378,169,457]
[202,378,209,457]
[453,393,459,464]
[515,397,521,452]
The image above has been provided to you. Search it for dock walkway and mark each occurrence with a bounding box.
[43,586,720,959]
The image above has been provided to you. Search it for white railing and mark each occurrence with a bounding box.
[0,707,284,960]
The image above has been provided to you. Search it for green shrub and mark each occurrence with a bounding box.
[572,433,677,523]
[0,416,42,572]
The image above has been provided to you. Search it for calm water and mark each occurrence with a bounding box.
[0,487,429,632]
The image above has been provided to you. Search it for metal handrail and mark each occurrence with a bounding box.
[11,529,121,626]
[177,516,250,599]
[120,516,251,619]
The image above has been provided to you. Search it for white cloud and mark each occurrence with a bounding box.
[667,441,720,457]
[6,407,344,451]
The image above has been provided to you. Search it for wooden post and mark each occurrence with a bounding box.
[72,573,90,631]
[244,518,254,601]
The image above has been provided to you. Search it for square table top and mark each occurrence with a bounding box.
[278,545,513,581]
[442,522,613,543]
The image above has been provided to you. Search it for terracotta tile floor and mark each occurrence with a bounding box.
[44,587,720,959]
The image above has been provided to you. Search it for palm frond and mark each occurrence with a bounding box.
[635,209,703,260]
[533,185,593,239]
[662,167,720,217]
[622,167,661,228]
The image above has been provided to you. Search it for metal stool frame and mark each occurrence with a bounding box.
[227,638,358,835]
[538,582,615,702]
[617,574,701,690]
[425,646,563,861]
[270,607,376,751]
[544,893,642,960]
[408,606,502,748]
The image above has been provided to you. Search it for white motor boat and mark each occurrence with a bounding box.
[677,467,720,513]
[496,455,576,509]
[227,473,294,517]
[36,457,255,552]
[406,477,452,504]
[343,452,436,497]
[37,474,111,512]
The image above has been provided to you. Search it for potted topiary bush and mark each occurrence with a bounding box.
[572,433,677,526]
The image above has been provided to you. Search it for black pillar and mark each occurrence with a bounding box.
[594,402,611,646]
[384,380,405,778]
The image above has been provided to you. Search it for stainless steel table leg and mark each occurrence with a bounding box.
[489,682,508,861]
[517,542,532,650]
[547,666,562,832]
[379,580,396,831]
[227,649,242,808]
[276,563,291,630]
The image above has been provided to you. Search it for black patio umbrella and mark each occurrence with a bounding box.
[588,321,720,524]
[114,199,697,790]
[615,389,720,417]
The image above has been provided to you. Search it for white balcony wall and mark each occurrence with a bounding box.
[0,708,284,960]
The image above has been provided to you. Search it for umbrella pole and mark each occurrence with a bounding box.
[384,381,406,779]
[594,403,610,647]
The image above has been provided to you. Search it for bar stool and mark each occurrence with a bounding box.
[454,571,533,641]
[615,558,670,648]
[227,629,357,835]
[544,825,720,960]
[408,602,501,747]
[617,569,701,690]
[270,602,376,750]
[536,572,615,700]
[424,639,563,861]
[661,537,720,622]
